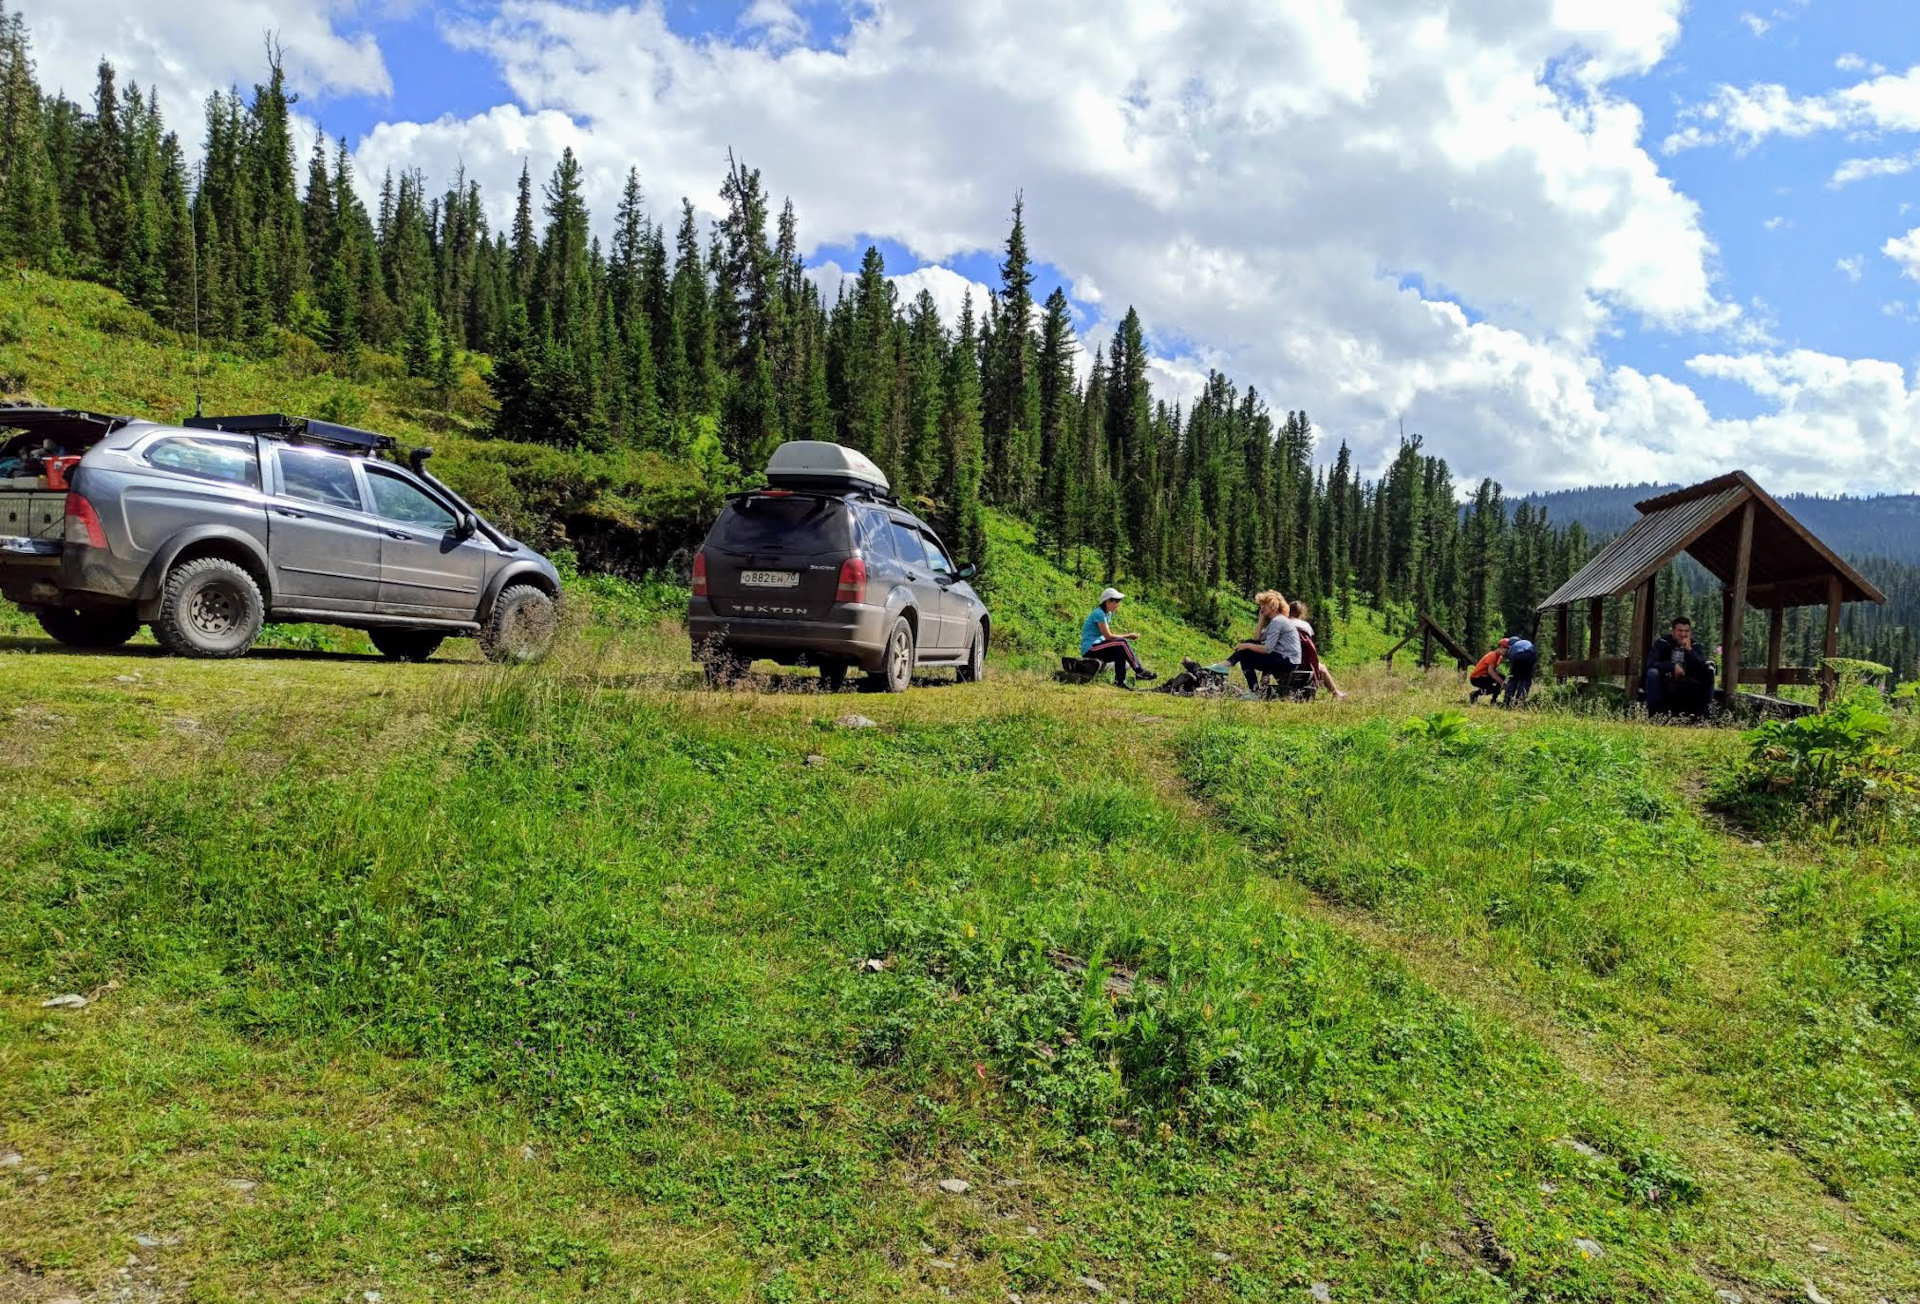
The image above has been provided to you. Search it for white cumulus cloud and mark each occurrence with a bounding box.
[1831,151,1920,187]
[28,0,389,121]
[1665,64,1920,153]
[1884,228,1920,282]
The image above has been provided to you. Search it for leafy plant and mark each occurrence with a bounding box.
[1716,699,1920,838]
[1400,709,1477,754]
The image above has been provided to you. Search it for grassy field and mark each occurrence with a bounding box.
[3,605,1916,1302]
[4,271,1917,1302]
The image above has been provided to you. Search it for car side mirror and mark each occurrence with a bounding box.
[955,562,976,581]
[456,512,479,539]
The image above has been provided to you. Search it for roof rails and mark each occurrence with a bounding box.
[183,412,394,453]
[730,484,902,509]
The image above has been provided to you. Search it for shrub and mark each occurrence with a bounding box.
[1714,697,1920,838]
[1400,709,1477,755]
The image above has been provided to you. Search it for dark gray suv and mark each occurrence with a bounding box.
[688,441,989,692]
[0,408,560,661]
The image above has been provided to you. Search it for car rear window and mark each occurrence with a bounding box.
[711,495,851,552]
[146,435,259,488]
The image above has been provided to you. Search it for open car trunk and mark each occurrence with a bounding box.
[1,408,132,556]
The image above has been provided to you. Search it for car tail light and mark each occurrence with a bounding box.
[691,549,708,597]
[64,492,106,547]
[835,556,867,604]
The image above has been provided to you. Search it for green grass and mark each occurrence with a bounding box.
[2,641,1916,1299]
[0,669,1723,1300]
[1180,702,1920,1257]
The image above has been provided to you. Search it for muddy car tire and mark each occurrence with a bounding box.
[36,607,141,649]
[869,618,914,693]
[956,627,986,684]
[370,629,446,662]
[480,584,557,664]
[152,558,264,658]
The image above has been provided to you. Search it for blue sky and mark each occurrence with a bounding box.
[25,0,1920,492]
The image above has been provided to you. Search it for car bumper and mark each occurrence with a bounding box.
[689,599,892,670]
[59,545,141,600]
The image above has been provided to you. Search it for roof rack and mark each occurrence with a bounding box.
[183,412,394,453]
[729,484,902,510]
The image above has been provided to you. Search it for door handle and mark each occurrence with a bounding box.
[386,529,413,540]
[906,571,921,581]
[274,507,305,518]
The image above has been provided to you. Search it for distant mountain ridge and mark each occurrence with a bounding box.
[1514,484,1920,564]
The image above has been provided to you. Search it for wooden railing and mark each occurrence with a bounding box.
[1552,659,1823,691]
[1737,666,1817,687]
[1550,656,1628,680]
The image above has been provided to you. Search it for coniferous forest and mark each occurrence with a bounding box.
[0,8,1914,678]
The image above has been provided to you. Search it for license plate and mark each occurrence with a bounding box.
[741,569,800,588]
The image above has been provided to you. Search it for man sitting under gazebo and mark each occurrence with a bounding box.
[1643,616,1715,719]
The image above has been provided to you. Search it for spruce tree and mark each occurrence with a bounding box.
[1036,286,1078,562]
[78,60,125,276]
[938,292,989,581]
[0,7,61,266]
[983,195,1039,508]
[670,199,717,420]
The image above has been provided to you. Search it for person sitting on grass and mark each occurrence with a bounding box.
[1468,639,1508,704]
[1081,587,1157,687]
[1225,590,1300,691]
[1644,615,1714,719]
[1289,600,1348,699]
[1502,634,1538,706]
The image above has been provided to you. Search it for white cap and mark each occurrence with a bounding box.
[1100,587,1125,603]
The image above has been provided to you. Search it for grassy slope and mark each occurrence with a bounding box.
[984,512,1399,675]
[2,273,1915,1302]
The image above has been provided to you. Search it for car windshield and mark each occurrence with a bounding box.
[712,495,849,552]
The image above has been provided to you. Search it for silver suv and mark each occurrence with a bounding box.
[0,408,560,661]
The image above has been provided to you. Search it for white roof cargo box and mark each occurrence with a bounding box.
[765,440,890,495]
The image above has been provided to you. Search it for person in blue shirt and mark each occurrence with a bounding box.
[1502,634,1538,705]
[1081,587,1157,687]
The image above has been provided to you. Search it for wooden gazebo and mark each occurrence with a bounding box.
[1536,472,1885,709]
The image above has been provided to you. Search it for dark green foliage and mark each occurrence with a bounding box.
[1714,698,1920,839]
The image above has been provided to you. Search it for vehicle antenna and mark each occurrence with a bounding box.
[190,159,203,419]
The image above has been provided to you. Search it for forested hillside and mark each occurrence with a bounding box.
[0,6,1911,677]
[1519,484,1920,564]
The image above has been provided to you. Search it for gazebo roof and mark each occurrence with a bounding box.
[1537,471,1886,612]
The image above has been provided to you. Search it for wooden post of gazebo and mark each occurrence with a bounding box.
[1587,596,1603,661]
[1722,500,1755,711]
[1821,573,1843,704]
[1766,607,1785,695]
[1626,578,1652,697]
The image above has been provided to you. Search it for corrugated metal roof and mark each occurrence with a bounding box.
[1537,484,1748,610]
